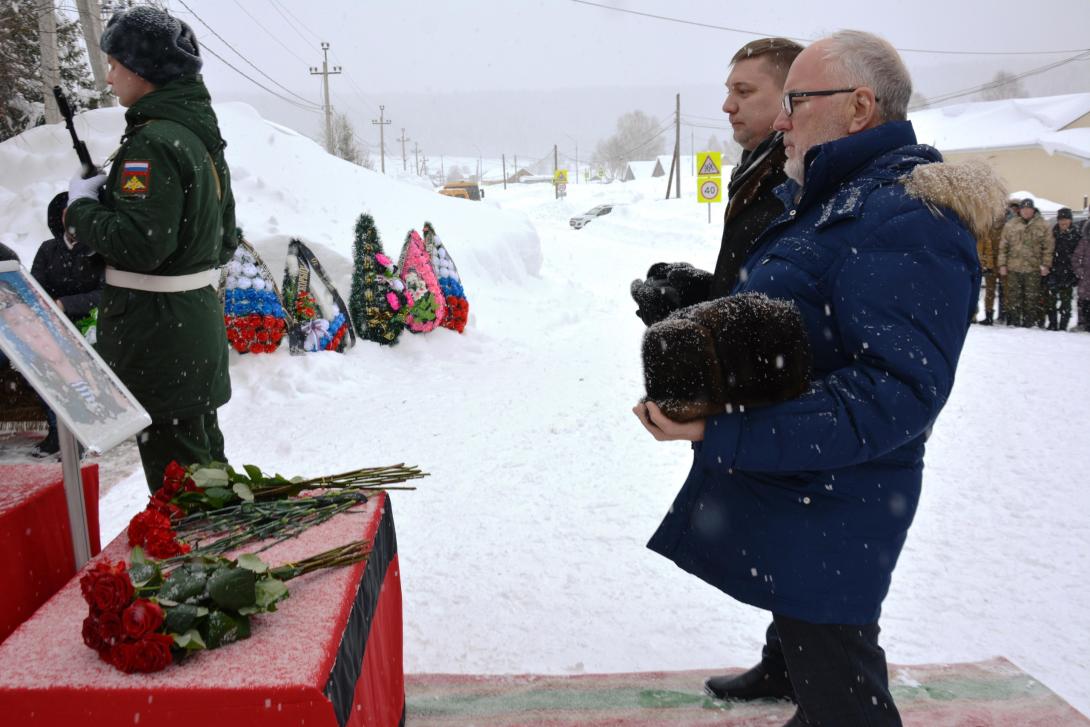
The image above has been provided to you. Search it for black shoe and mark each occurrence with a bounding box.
[981,316,994,326]
[32,429,60,456]
[704,661,795,702]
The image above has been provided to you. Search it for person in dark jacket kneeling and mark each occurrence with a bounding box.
[29,192,106,455]
[64,6,237,491]
[634,30,1005,727]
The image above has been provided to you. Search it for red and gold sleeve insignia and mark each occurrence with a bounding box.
[120,160,151,196]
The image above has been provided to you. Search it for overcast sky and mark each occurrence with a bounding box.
[149,0,1090,157]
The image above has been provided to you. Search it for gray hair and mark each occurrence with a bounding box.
[822,30,912,122]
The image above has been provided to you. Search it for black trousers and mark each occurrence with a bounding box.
[762,615,902,727]
[137,409,226,494]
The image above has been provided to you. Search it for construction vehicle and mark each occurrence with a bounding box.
[438,181,485,201]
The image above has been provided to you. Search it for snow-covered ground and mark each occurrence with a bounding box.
[1,105,1087,718]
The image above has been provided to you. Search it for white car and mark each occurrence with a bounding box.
[569,204,615,229]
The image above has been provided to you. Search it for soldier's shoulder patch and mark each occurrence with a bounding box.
[120,160,151,197]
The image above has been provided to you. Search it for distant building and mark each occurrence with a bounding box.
[622,159,665,182]
[910,93,1090,209]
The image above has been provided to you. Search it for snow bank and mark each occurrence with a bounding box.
[0,102,541,291]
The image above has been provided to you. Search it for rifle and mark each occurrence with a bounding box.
[52,86,97,179]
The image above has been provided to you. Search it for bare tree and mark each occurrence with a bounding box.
[704,134,724,153]
[979,71,1030,102]
[592,110,666,179]
[0,0,101,141]
[446,164,465,182]
[324,111,373,169]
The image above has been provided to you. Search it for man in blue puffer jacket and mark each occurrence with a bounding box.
[635,30,1005,727]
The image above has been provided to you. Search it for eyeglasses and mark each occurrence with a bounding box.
[782,88,870,116]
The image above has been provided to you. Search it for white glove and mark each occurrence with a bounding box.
[68,171,107,204]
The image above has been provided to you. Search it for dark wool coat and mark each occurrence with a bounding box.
[66,76,237,419]
[710,133,788,298]
[1047,224,1081,289]
[648,121,999,624]
[31,237,105,321]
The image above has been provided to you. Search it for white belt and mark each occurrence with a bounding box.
[105,266,219,293]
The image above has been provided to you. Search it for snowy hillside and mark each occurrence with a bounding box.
[1,106,1087,719]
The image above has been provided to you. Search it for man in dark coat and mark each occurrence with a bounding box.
[65,6,237,491]
[0,242,17,263]
[27,192,105,454]
[635,30,1004,727]
[1045,207,1080,330]
[630,37,803,323]
[32,193,105,324]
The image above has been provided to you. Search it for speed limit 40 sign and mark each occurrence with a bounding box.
[698,175,721,203]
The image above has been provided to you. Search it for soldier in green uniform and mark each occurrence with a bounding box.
[998,198,1053,328]
[65,6,237,492]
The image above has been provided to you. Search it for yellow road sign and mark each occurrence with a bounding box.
[553,169,569,184]
[697,175,722,203]
[697,151,722,177]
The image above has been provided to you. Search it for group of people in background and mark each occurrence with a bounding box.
[976,198,1090,330]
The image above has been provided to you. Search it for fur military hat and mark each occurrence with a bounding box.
[641,292,812,422]
[100,6,202,86]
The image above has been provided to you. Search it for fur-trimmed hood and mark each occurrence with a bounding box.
[902,159,1007,241]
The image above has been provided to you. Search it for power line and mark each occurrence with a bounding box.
[265,0,316,48]
[269,0,323,45]
[198,41,322,114]
[568,0,1090,57]
[911,50,1090,110]
[175,0,320,109]
[230,0,311,66]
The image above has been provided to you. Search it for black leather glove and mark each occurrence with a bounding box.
[630,262,711,326]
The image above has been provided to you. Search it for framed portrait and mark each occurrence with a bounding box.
[0,261,150,453]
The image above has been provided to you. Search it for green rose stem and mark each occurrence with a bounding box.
[254,463,427,499]
[169,493,370,560]
[269,540,372,581]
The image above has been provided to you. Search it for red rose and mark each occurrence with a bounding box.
[127,508,171,547]
[162,461,188,491]
[143,528,190,559]
[79,560,134,613]
[82,610,123,653]
[110,633,174,673]
[122,599,165,639]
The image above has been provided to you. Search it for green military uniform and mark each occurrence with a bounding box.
[67,76,237,491]
[999,211,1052,327]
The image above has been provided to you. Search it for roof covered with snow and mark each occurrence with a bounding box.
[909,93,1090,158]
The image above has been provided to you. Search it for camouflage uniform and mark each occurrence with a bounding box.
[998,211,1052,327]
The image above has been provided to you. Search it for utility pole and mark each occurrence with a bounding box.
[440,155,445,184]
[674,93,681,199]
[74,0,111,104]
[420,152,429,177]
[371,105,391,173]
[37,0,60,124]
[554,144,558,200]
[309,42,342,154]
[397,128,410,171]
[413,142,419,176]
[502,154,507,190]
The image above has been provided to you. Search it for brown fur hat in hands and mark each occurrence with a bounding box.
[641,292,812,422]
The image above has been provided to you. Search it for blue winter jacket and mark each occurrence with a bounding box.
[647,121,983,624]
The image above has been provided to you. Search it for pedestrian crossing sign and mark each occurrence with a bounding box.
[697,151,722,177]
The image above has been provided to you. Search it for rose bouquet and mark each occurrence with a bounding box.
[80,541,369,673]
[127,461,425,560]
